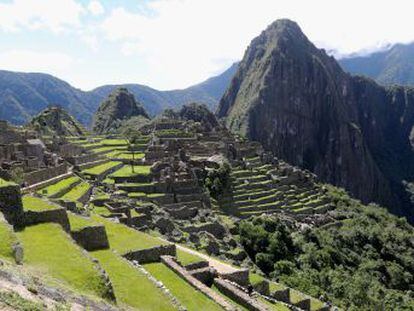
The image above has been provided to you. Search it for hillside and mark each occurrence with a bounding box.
[28,106,87,137]
[92,87,150,134]
[340,42,414,86]
[0,63,237,127]
[217,19,414,222]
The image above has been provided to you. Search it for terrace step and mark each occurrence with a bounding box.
[163,201,203,210]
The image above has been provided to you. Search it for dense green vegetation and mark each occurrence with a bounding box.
[204,162,231,200]
[239,187,414,310]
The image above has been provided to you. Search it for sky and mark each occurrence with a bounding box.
[0,0,413,91]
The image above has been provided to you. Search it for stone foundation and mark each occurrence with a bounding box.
[220,269,250,287]
[123,244,176,264]
[71,225,110,251]
[0,182,24,226]
[24,163,68,186]
[24,208,70,232]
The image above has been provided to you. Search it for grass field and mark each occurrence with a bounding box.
[22,196,59,212]
[144,263,223,311]
[92,250,176,311]
[37,176,80,197]
[110,165,151,177]
[82,161,122,176]
[17,223,108,298]
[91,215,166,253]
[0,217,16,261]
[68,212,99,231]
[176,249,204,266]
[60,182,90,202]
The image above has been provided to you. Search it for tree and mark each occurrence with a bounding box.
[123,127,142,174]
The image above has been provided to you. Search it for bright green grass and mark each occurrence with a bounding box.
[110,165,151,177]
[22,196,59,212]
[0,178,14,187]
[91,204,111,217]
[91,215,166,254]
[60,182,90,202]
[92,250,176,310]
[37,176,80,197]
[114,152,145,160]
[144,263,223,311]
[17,223,108,298]
[68,212,99,231]
[258,297,290,311]
[101,139,127,146]
[82,161,122,176]
[176,249,204,266]
[0,218,16,260]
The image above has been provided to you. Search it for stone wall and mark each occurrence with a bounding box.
[76,159,109,171]
[71,225,110,251]
[24,208,70,232]
[123,244,176,264]
[160,256,236,311]
[22,172,73,194]
[0,182,24,226]
[24,163,68,186]
[220,269,250,287]
[213,278,267,311]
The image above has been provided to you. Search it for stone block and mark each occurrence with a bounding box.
[71,225,110,251]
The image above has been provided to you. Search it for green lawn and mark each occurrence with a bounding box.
[101,139,127,146]
[110,165,151,177]
[37,176,80,197]
[68,212,99,231]
[0,217,16,261]
[0,178,14,187]
[82,161,122,176]
[17,223,108,298]
[91,215,166,254]
[144,263,223,311]
[92,250,176,310]
[258,297,290,311]
[176,249,204,266]
[60,182,90,202]
[22,196,59,212]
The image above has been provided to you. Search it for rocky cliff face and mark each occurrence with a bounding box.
[92,87,149,134]
[28,106,87,136]
[217,19,414,220]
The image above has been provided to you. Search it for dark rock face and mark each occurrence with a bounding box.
[217,19,414,220]
[29,106,87,136]
[92,87,149,134]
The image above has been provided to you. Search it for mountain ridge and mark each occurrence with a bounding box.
[217,19,414,221]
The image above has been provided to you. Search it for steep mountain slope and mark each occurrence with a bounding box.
[0,70,93,125]
[92,87,149,134]
[28,106,87,136]
[217,19,414,221]
[0,64,237,127]
[340,42,414,86]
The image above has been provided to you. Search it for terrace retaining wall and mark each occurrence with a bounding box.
[161,256,236,311]
[71,225,110,251]
[24,208,70,232]
[123,244,176,264]
[24,164,68,186]
[0,183,24,226]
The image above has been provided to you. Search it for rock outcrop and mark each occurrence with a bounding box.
[28,106,87,136]
[217,19,414,221]
[92,87,149,134]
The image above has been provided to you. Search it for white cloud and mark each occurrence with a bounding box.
[0,50,76,74]
[0,0,85,33]
[88,1,104,16]
[100,0,414,89]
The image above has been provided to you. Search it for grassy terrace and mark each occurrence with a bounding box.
[68,212,99,231]
[0,217,16,261]
[144,263,223,311]
[82,161,122,176]
[22,196,59,212]
[60,182,90,202]
[37,176,80,197]
[0,178,14,187]
[110,165,151,177]
[17,223,108,298]
[91,215,166,254]
[93,250,176,310]
[109,152,145,160]
[176,248,204,266]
